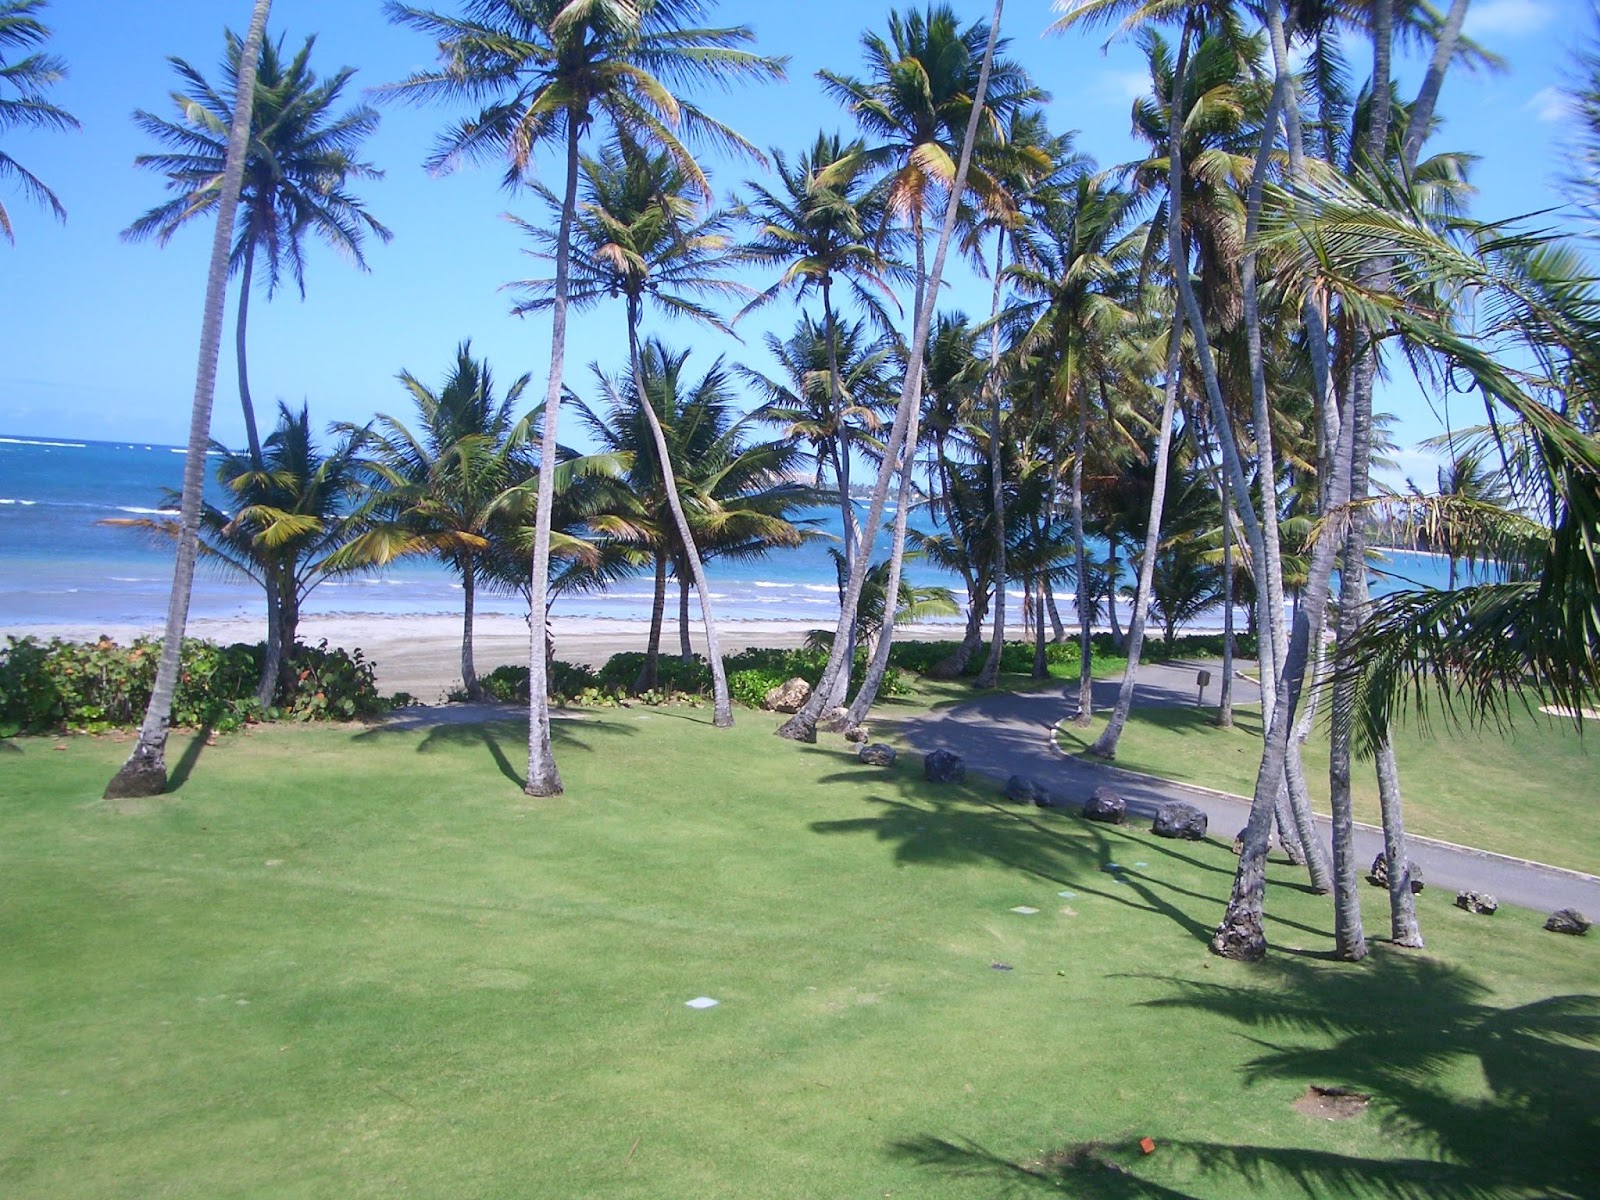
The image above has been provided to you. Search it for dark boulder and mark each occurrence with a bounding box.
[1369,853,1424,893]
[923,749,966,784]
[1003,775,1042,804]
[1545,908,1591,935]
[1082,786,1126,825]
[1455,890,1499,915]
[857,743,896,767]
[1152,802,1208,841]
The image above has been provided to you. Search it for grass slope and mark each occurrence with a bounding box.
[2,714,1596,1198]
[1055,700,1597,873]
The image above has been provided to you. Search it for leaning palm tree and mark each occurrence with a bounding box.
[383,0,784,794]
[0,0,78,241]
[505,138,752,725]
[336,343,532,702]
[105,0,271,800]
[124,28,389,467]
[738,130,907,669]
[123,26,388,704]
[779,1,1032,738]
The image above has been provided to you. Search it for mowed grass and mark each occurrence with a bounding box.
[1056,700,1599,873]
[2,713,1596,1199]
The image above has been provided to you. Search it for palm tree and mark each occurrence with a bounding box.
[124,28,389,467]
[1003,173,1143,723]
[505,137,753,725]
[105,0,271,801]
[107,403,371,706]
[575,341,810,692]
[0,0,77,241]
[337,343,532,702]
[384,0,784,794]
[739,130,905,612]
[790,1,1036,735]
[123,26,388,705]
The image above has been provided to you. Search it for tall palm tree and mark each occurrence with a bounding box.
[123,26,388,704]
[740,131,907,699]
[124,28,389,467]
[505,138,752,724]
[105,0,271,801]
[575,341,809,690]
[337,343,532,702]
[384,0,784,794]
[1003,173,1143,722]
[0,0,77,241]
[798,2,1037,733]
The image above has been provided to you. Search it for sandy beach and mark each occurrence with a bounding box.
[1,612,964,701]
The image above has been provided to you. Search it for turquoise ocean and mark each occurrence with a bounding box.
[0,433,1458,632]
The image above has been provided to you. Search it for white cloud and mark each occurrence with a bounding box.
[1463,0,1556,39]
[1525,85,1574,122]
[1094,68,1150,105]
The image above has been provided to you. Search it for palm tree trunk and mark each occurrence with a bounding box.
[823,278,858,709]
[976,231,1009,689]
[525,115,583,797]
[1071,377,1093,725]
[236,237,264,466]
[779,0,1004,740]
[1089,19,1192,760]
[461,558,480,700]
[105,0,270,800]
[678,572,694,662]
[843,388,923,727]
[627,307,732,727]
[1045,578,1065,642]
[255,568,283,709]
[637,550,667,692]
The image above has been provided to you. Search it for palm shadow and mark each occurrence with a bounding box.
[167,724,214,791]
[893,953,1600,1198]
[806,767,1274,947]
[350,714,634,789]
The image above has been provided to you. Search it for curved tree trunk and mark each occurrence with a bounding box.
[525,115,583,797]
[779,0,1004,741]
[1089,20,1192,761]
[106,0,270,800]
[823,278,858,710]
[627,307,732,727]
[976,232,1009,689]
[1071,371,1094,725]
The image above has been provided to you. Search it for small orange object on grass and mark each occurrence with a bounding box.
[1139,1137,1156,1155]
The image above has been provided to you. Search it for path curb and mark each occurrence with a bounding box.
[1047,718,1600,887]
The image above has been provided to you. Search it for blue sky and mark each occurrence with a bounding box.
[0,0,1589,491]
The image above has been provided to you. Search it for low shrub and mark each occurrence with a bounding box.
[0,635,385,735]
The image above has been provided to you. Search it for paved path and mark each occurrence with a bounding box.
[886,665,1600,917]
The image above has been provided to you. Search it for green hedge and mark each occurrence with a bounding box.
[0,636,387,736]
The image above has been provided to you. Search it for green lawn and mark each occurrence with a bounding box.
[1055,699,1599,874]
[2,714,1596,1198]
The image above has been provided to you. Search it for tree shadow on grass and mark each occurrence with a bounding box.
[891,953,1600,1198]
[804,773,1283,947]
[166,723,214,791]
[350,716,634,790]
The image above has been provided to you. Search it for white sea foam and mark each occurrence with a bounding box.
[0,436,86,449]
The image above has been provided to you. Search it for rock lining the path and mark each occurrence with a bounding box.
[923,749,966,784]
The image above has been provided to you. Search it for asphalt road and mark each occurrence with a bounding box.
[887,661,1600,918]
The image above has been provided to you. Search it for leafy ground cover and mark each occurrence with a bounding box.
[1055,701,1598,874]
[2,713,1595,1198]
